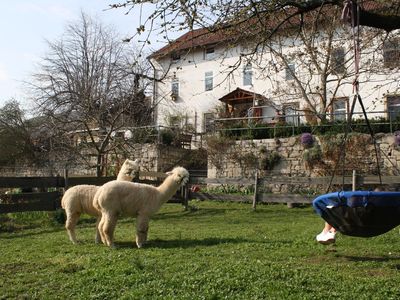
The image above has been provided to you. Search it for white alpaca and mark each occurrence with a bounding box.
[94,166,189,248]
[61,159,140,244]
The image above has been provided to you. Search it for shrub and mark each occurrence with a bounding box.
[259,146,281,170]
[303,144,322,166]
[159,129,175,145]
[300,133,314,148]
[216,118,400,140]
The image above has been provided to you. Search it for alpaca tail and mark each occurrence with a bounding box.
[92,190,101,212]
[60,193,67,209]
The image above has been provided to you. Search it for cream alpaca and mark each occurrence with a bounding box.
[61,158,140,244]
[94,166,189,248]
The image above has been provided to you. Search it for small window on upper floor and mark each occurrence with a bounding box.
[331,97,348,121]
[171,52,181,62]
[171,78,179,101]
[205,71,213,91]
[383,38,400,68]
[387,95,400,120]
[331,47,345,74]
[204,47,215,60]
[285,63,295,80]
[243,63,253,86]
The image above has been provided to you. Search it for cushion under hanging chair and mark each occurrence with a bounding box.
[313,191,400,237]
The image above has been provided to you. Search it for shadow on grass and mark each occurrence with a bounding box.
[0,216,99,239]
[153,207,229,221]
[0,227,64,239]
[112,236,291,249]
[337,254,400,262]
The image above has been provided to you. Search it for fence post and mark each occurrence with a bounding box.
[64,168,69,190]
[157,125,161,144]
[352,170,356,191]
[183,185,189,211]
[252,170,258,210]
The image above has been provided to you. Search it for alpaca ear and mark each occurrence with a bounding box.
[134,159,139,163]
[166,171,173,175]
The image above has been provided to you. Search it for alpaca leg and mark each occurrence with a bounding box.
[98,213,107,245]
[65,211,80,244]
[135,215,149,248]
[102,212,118,248]
[95,216,102,244]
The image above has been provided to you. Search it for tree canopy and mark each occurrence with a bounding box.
[0,101,39,167]
[111,0,400,49]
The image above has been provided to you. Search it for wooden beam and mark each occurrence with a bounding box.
[0,196,61,213]
[258,193,314,204]
[0,177,65,189]
[189,177,254,185]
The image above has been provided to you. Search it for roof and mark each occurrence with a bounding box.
[148,25,241,59]
[149,0,386,60]
[218,88,271,105]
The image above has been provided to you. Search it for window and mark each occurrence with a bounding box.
[383,38,400,68]
[243,63,253,86]
[331,47,345,74]
[205,71,213,91]
[285,63,295,80]
[283,103,300,126]
[203,113,214,133]
[204,47,215,60]
[171,78,179,100]
[171,52,181,62]
[331,97,348,121]
[387,95,400,120]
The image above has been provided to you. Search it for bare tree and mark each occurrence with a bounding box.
[30,12,153,176]
[0,101,39,167]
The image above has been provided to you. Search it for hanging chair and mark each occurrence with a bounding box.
[310,0,400,238]
[313,191,400,237]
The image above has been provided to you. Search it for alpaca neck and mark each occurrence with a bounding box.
[156,176,180,204]
[117,174,132,181]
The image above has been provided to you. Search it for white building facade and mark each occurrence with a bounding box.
[148,14,400,135]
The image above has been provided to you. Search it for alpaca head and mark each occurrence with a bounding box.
[120,158,140,179]
[166,166,189,187]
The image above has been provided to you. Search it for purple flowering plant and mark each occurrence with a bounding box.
[300,133,314,147]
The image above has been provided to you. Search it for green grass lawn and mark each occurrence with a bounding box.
[1,201,400,299]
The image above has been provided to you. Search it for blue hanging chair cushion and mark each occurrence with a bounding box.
[313,191,400,237]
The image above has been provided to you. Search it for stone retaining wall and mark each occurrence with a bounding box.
[0,144,202,177]
[207,133,400,179]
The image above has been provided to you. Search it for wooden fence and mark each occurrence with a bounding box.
[188,172,400,209]
[0,171,398,213]
[0,171,188,214]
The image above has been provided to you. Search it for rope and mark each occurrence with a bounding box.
[341,0,361,94]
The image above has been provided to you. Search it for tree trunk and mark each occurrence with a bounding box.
[96,154,104,177]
